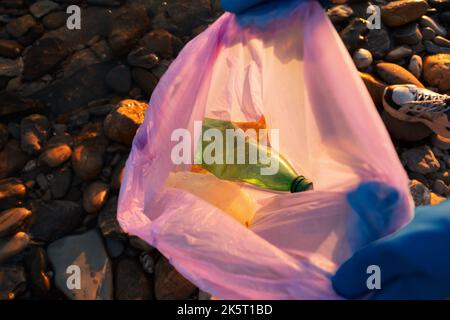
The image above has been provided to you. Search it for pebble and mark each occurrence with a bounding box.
[114,257,153,300]
[42,11,67,30]
[103,99,148,146]
[0,39,23,59]
[0,57,23,77]
[423,53,450,91]
[105,64,131,94]
[0,178,26,211]
[20,114,50,155]
[432,134,450,150]
[72,142,105,181]
[421,26,437,40]
[6,15,36,38]
[381,0,429,27]
[49,167,72,199]
[408,54,423,78]
[127,47,159,69]
[0,208,32,238]
[385,45,413,61]
[432,179,449,195]
[0,232,30,264]
[410,179,431,206]
[29,1,59,19]
[366,26,392,58]
[155,256,197,300]
[433,35,450,47]
[47,229,113,300]
[352,48,373,69]
[424,39,450,53]
[420,15,447,37]
[139,30,175,59]
[339,18,368,52]
[0,140,28,179]
[392,23,423,45]
[327,5,354,24]
[401,145,441,174]
[376,62,424,87]
[27,200,84,243]
[83,181,110,213]
[131,67,158,96]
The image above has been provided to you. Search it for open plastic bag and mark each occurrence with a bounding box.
[117,0,414,299]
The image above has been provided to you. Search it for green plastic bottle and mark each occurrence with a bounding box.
[196,118,313,193]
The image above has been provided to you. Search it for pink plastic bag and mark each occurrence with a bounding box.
[118,0,414,299]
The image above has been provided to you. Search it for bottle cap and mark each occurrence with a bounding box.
[290,176,313,193]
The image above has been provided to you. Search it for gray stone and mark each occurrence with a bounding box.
[105,236,124,258]
[47,229,113,300]
[352,48,373,69]
[366,26,392,58]
[386,45,413,61]
[402,145,441,174]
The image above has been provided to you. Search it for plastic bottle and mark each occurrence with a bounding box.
[165,171,256,227]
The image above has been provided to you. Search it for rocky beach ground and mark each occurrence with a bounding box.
[0,0,449,300]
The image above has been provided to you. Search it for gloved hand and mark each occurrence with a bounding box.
[332,199,450,300]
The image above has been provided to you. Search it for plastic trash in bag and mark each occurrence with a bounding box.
[117,0,414,299]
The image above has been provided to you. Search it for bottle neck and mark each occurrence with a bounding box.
[290,176,313,193]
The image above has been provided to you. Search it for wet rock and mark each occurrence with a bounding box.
[0,57,22,77]
[0,208,31,237]
[42,11,67,30]
[114,257,153,300]
[402,145,440,174]
[155,256,197,300]
[420,15,447,37]
[408,54,423,78]
[423,53,450,91]
[98,196,123,237]
[103,99,148,146]
[0,232,30,263]
[0,264,26,300]
[27,200,84,242]
[127,47,159,69]
[105,64,131,94]
[386,45,413,61]
[72,141,105,181]
[132,67,158,96]
[23,245,50,296]
[392,23,423,45]
[47,229,113,300]
[0,140,28,179]
[23,37,68,81]
[352,48,372,69]
[39,134,73,168]
[0,178,26,210]
[83,181,109,213]
[20,114,50,155]
[29,0,59,19]
[6,14,36,38]
[339,18,368,52]
[0,39,23,58]
[376,62,424,87]
[381,0,429,27]
[49,166,72,199]
[410,179,431,206]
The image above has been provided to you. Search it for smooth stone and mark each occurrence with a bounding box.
[115,256,153,300]
[386,45,413,61]
[0,178,26,211]
[402,145,440,174]
[366,26,392,58]
[72,141,105,181]
[105,64,131,94]
[29,0,59,19]
[39,144,72,168]
[27,200,84,242]
[49,167,72,199]
[140,252,156,274]
[381,0,429,27]
[339,18,368,52]
[376,62,424,87]
[410,179,431,206]
[0,39,23,58]
[98,196,123,237]
[422,26,437,40]
[420,15,447,37]
[0,264,26,300]
[352,48,373,69]
[382,111,432,141]
[0,232,30,263]
[327,5,354,24]
[131,67,158,96]
[424,40,450,53]
[392,23,423,45]
[127,47,159,69]
[47,229,113,300]
[408,54,423,78]
[42,11,67,29]
[433,36,450,47]
[432,179,449,196]
[83,181,109,213]
[359,72,387,109]
[0,208,32,237]
[0,140,28,179]
[20,114,50,155]
[103,99,148,146]
[411,41,426,54]
[139,30,175,59]
[6,15,36,38]
[0,57,22,77]
[155,256,197,300]
[423,54,450,90]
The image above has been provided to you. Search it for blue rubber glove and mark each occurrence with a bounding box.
[332,199,450,300]
[221,0,332,14]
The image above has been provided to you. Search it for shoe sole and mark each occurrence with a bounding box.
[383,95,450,138]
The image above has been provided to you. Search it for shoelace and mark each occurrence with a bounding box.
[405,90,450,115]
